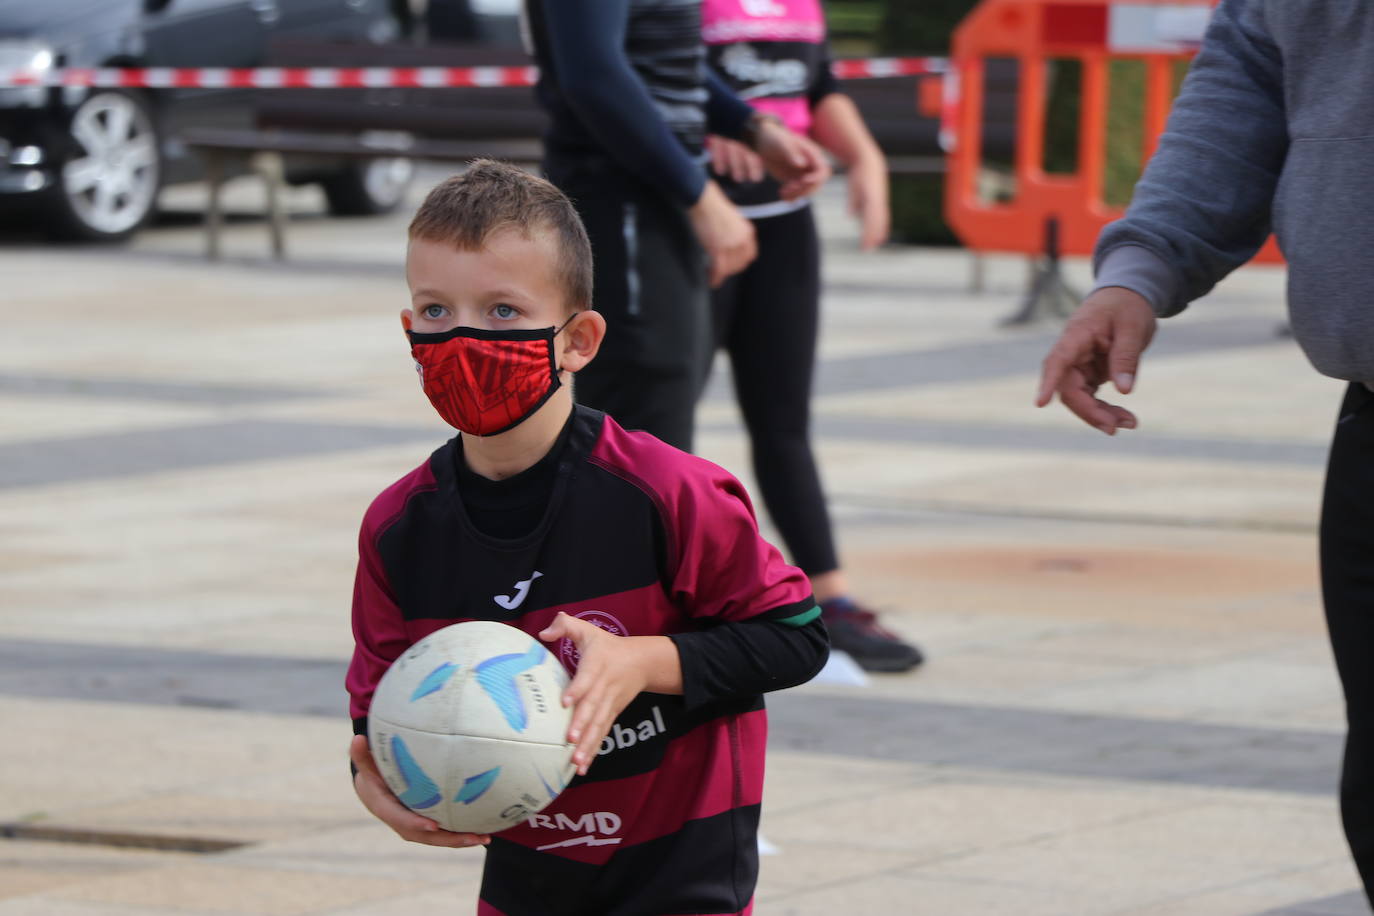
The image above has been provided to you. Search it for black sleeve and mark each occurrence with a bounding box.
[350,716,367,779]
[705,67,757,139]
[537,0,709,207]
[807,41,840,108]
[670,613,829,709]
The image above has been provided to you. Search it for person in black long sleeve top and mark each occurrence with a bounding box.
[523,0,829,452]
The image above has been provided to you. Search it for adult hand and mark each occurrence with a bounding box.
[349,735,491,848]
[688,180,757,287]
[539,612,670,777]
[706,135,765,184]
[847,154,890,251]
[750,118,831,201]
[1036,287,1158,434]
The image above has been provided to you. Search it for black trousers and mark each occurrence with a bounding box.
[709,205,837,575]
[545,156,709,453]
[1322,382,1374,899]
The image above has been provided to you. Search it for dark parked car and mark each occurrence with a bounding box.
[0,0,411,241]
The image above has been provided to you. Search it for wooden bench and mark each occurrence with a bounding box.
[182,40,1012,260]
[183,39,546,259]
[183,129,541,259]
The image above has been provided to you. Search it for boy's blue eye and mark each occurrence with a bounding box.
[493,304,518,320]
[422,305,446,320]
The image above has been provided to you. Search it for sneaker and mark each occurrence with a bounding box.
[820,597,924,673]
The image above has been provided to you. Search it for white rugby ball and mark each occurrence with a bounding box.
[368,621,576,834]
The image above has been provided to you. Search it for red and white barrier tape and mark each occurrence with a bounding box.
[0,57,945,90]
[830,57,947,79]
[0,65,540,90]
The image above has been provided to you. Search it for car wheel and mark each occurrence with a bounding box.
[321,157,414,216]
[45,90,161,241]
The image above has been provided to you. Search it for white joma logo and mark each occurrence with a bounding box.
[494,571,542,610]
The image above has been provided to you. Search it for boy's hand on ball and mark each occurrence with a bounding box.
[539,612,683,776]
[349,736,491,848]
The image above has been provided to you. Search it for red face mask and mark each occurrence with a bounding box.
[407,322,570,436]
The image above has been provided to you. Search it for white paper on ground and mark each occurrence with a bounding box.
[810,649,871,687]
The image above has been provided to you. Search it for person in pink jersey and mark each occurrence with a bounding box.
[701,0,923,672]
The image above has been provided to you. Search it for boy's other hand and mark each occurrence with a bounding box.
[750,119,832,200]
[349,735,491,848]
[1036,287,1158,434]
[539,612,681,777]
[689,180,758,287]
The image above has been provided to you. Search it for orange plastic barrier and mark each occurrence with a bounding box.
[943,0,1283,264]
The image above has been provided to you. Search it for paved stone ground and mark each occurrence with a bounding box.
[0,168,1366,914]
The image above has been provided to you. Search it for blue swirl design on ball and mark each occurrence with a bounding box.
[475,643,546,732]
[390,736,442,810]
[455,767,501,805]
[534,763,569,801]
[410,661,459,701]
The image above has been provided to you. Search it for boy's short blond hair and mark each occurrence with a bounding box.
[408,160,593,311]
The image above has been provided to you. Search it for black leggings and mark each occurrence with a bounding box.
[709,204,837,575]
[548,157,709,453]
[1322,382,1374,902]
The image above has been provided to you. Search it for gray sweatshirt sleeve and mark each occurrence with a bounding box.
[1093,0,1287,318]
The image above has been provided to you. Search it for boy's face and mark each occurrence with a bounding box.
[403,226,574,335]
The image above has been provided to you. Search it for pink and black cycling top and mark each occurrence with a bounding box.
[703,0,840,212]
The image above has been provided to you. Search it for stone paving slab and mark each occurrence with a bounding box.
[0,171,1366,914]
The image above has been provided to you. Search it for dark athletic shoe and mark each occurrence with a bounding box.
[820,597,924,673]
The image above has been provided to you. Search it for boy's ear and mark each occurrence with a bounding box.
[400,309,413,334]
[559,310,606,375]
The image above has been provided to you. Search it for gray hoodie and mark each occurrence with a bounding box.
[1093,0,1374,382]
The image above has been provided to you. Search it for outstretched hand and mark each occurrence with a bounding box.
[1036,287,1158,434]
[349,735,490,848]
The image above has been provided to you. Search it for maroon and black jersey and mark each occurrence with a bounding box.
[347,406,824,916]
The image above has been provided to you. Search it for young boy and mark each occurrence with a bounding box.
[345,160,828,916]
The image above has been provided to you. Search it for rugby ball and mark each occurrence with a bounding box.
[368,621,576,834]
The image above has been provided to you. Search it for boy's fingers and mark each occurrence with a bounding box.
[400,825,491,848]
[349,735,379,776]
[538,612,571,643]
[564,676,595,739]
[573,703,613,774]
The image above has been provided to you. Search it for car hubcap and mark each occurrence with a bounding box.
[62,94,158,235]
[362,157,413,207]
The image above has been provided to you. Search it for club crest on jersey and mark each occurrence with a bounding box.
[558,610,629,671]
